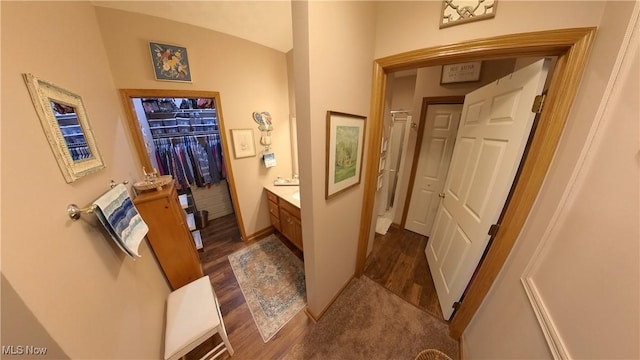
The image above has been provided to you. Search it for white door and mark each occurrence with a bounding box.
[427,59,550,320]
[405,104,462,236]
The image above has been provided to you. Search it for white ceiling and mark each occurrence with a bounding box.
[93,1,293,53]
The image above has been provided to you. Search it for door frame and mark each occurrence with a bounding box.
[118,89,248,243]
[400,96,465,229]
[355,27,596,338]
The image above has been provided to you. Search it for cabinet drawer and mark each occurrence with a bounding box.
[266,190,279,204]
[279,199,300,220]
[268,200,280,218]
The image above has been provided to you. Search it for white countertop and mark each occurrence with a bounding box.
[264,184,300,208]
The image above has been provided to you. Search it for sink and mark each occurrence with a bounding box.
[292,190,300,201]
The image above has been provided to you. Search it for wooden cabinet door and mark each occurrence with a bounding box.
[290,215,303,250]
[135,184,203,290]
[279,208,294,242]
[279,207,303,251]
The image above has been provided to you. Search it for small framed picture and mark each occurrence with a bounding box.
[441,61,482,84]
[149,42,191,82]
[231,129,256,159]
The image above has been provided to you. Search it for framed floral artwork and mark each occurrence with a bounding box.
[149,42,191,82]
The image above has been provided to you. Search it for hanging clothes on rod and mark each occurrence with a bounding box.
[153,135,225,189]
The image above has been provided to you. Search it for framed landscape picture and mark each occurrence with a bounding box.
[325,111,366,199]
[149,42,191,82]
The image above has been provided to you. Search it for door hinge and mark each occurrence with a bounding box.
[438,192,446,199]
[488,223,500,236]
[453,301,462,310]
[532,94,546,113]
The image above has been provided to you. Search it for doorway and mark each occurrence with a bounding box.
[375,111,412,235]
[356,28,596,338]
[403,97,464,237]
[119,89,248,243]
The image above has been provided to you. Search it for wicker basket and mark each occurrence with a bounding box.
[414,349,453,360]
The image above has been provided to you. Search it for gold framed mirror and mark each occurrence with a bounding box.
[23,73,105,183]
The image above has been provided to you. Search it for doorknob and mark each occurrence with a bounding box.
[438,192,446,199]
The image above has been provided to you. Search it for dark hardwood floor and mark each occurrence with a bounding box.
[188,214,443,359]
[188,214,309,360]
[364,224,444,320]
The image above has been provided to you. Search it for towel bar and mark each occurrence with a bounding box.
[67,203,98,221]
[67,179,129,221]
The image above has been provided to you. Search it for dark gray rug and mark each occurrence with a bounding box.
[285,276,458,360]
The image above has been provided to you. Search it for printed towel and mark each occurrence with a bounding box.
[93,184,148,257]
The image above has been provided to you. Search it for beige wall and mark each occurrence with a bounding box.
[390,74,416,111]
[94,6,293,237]
[374,1,605,59]
[1,2,169,358]
[1,275,68,359]
[292,0,377,316]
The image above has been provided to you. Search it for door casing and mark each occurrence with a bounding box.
[118,89,248,243]
[355,28,597,339]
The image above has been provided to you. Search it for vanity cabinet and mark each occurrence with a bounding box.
[134,182,203,290]
[266,190,303,251]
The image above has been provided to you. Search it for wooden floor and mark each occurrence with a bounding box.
[188,214,443,359]
[364,225,444,320]
[188,214,309,360]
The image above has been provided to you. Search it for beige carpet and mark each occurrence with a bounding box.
[285,276,458,360]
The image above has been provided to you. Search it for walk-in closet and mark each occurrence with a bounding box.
[131,96,235,249]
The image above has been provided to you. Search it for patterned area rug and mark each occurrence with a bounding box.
[228,235,306,342]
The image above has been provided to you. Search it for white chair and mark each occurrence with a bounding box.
[164,276,234,360]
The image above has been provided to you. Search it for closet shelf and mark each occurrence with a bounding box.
[152,130,219,139]
[67,142,88,148]
[55,113,78,120]
[147,108,216,114]
[145,109,217,120]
